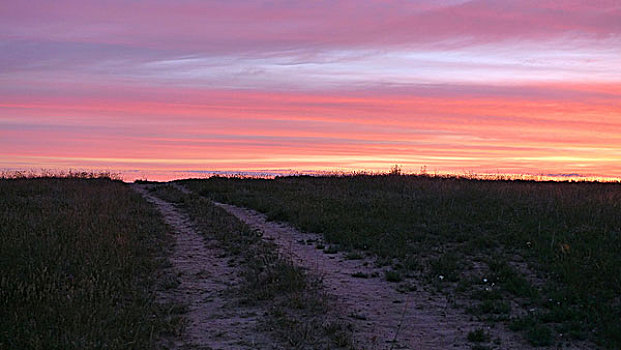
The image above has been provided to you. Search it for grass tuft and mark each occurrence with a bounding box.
[384,270,403,282]
[467,328,490,343]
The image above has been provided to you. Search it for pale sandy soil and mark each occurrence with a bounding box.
[134,185,286,350]
[212,201,520,349]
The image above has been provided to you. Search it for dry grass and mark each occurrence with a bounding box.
[0,177,171,349]
[181,174,621,348]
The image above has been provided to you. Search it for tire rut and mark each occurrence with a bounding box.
[211,201,531,350]
[133,185,283,350]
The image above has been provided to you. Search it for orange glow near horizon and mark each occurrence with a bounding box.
[1,1,620,180]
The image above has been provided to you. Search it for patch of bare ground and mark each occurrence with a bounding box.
[133,185,282,349]
[211,200,599,350]
[136,183,354,349]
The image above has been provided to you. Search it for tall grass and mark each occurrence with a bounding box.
[0,178,169,349]
[181,174,621,348]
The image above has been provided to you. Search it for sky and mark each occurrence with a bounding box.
[1,0,620,180]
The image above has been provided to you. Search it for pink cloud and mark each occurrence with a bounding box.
[2,0,619,54]
[2,83,620,176]
[1,1,620,178]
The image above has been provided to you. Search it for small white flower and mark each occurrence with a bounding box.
[438,275,444,280]
[483,278,488,283]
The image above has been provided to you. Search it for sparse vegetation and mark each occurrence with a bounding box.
[351,271,369,279]
[0,177,171,349]
[526,324,554,347]
[384,270,403,282]
[323,244,340,254]
[148,184,354,348]
[467,328,490,342]
[181,174,621,348]
[344,251,364,260]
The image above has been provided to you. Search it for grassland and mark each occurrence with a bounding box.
[181,174,621,348]
[0,177,171,349]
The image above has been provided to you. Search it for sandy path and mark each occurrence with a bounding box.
[210,201,532,350]
[133,185,282,350]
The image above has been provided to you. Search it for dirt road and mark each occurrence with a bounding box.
[213,201,530,350]
[134,185,284,349]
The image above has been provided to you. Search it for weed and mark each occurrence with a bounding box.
[428,252,461,282]
[509,315,537,332]
[385,270,403,282]
[467,328,490,342]
[344,251,364,260]
[471,345,492,350]
[158,273,181,290]
[396,282,418,293]
[352,271,369,278]
[471,288,503,301]
[526,324,554,347]
[402,254,420,271]
[323,245,339,254]
[349,312,368,320]
[474,300,512,315]
[488,260,536,298]
[509,315,554,346]
[148,184,186,203]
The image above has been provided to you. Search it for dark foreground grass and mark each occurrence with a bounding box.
[181,175,621,348]
[0,177,170,349]
[148,184,354,349]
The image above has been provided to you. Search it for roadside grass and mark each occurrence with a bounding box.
[181,174,621,348]
[384,270,403,283]
[0,177,172,349]
[148,184,354,349]
[467,328,490,342]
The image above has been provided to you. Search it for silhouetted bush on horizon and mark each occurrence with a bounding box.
[0,169,122,180]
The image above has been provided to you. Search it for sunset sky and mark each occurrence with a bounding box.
[2,1,620,180]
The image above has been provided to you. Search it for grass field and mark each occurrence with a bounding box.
[181,174,621,348]
[3,174,618,348]
[0,177,171,349]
